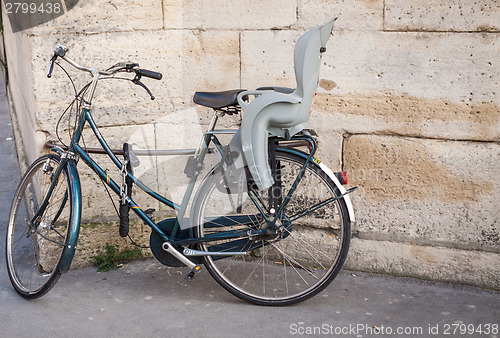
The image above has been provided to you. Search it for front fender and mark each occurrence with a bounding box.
[59,159,82,273]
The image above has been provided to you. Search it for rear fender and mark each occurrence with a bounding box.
[277,147,356,222]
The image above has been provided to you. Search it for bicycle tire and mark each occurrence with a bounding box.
[193,150,350,305]
[6,154,74,299]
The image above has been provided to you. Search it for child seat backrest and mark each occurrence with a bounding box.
[229,18,336,190]
[292,18,336,126]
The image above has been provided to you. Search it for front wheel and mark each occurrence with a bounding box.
[6,154,74,299]
[193,150,351,305]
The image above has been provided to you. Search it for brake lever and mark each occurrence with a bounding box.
[47,54,57,78]
[133,75,155,100]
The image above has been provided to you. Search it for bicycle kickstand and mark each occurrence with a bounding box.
[162,242,202,281]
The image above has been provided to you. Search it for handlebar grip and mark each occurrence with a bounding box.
[136,69,162,80]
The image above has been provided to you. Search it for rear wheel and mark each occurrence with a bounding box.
[193,150,350,305]
[6,154,73,299]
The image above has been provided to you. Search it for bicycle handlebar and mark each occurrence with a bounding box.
[47,44,162,101]
[48,44,163,80]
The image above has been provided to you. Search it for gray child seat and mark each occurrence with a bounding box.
[227,18,337,190]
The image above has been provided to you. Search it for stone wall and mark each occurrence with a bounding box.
[2,1,498,288]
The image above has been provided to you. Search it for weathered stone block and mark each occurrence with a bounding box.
[344,134,500,252]
[325,31,499,103]
[298,0,383,31]
[163,0,297,30]
[346,239,500,289]
[29,0,163,35]
[318,31,499,141]
[241,30,297,90]
[313,93,500,142]
[385,0,500,32]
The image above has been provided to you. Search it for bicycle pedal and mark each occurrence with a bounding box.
[185,265,202,281]
[184,156,203,178]
[144,208,155,216]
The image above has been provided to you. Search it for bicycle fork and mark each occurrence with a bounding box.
[42,149,82,273]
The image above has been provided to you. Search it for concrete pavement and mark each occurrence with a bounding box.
[0,75,498,337]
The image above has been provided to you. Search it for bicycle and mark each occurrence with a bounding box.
[5,18,356,306]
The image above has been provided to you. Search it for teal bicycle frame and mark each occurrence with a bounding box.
[35,53,331,273]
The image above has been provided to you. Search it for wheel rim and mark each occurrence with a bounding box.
[197,153,348,303]
[6,157,70,294]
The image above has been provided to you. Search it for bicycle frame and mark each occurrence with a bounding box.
[69,106,319,237]
[43,105,321,242]
[34,52,346,272]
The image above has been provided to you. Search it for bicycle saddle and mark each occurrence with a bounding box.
[193,89,246,109]
[228,18,337,190]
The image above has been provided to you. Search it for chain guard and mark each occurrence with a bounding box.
[149,218,201,267]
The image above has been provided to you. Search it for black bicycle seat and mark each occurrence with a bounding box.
[193,89,246,109]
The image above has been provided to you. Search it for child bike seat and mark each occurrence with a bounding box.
[228,18,337,190]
